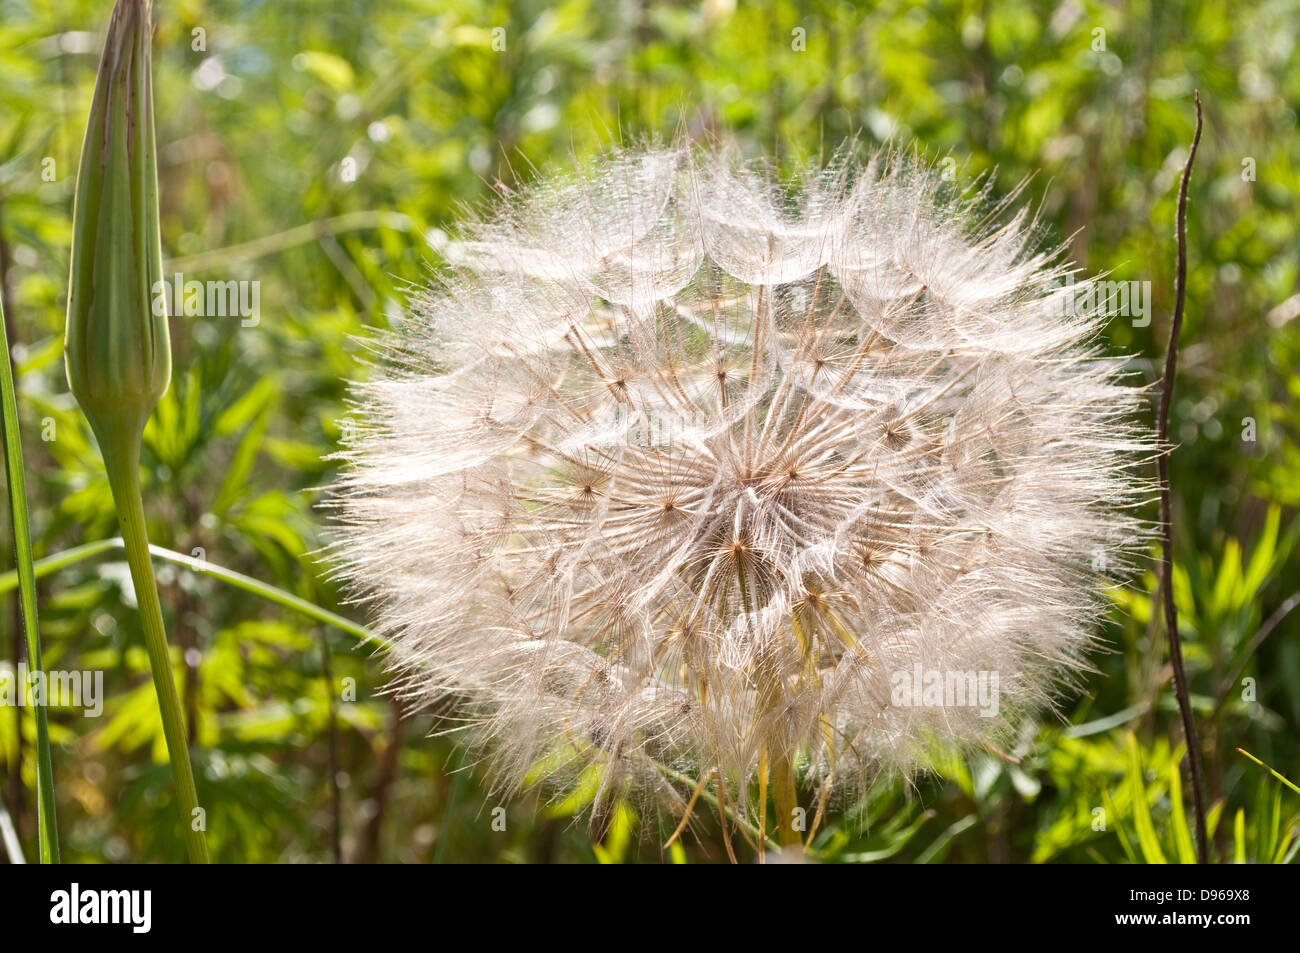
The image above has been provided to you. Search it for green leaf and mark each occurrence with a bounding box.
[214,404,271,513]
[916,814,977,864]
[544,764,604,819]
[1240,505,1281,598]
[1169,752,1196,864]
[213,377,278,437]
[1209,539,1241,620]
[294,50,355,91]
[1237,748,1300,795]
[0,288,58,862]
[1125,732,1167,864]
[1233,808,1246,864]
[592,802,635,864]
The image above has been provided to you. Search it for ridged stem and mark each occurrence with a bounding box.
[97,416,209,864]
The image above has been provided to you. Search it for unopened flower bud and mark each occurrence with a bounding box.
[64,0,169,444]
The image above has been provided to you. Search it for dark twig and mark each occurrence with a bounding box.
[318,630,342,864]
[1156,91,1206,864]
[355,696,404,864]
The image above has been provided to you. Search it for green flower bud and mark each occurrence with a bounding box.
[64,0,169,444]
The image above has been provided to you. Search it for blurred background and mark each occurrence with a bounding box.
[0,0,1296,863]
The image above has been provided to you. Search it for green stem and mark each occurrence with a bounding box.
[0,538,385,649]
[0,540,117,590]
[736,558,800,848]
[0,296,58,862]
[646,755,784,855]
[768,745,800,848]
[98,421,209,864]
[163,210,412,273]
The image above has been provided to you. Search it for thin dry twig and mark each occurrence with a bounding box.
[1155,90,1207,864]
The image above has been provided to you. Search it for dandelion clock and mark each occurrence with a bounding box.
[329,146,1153,847]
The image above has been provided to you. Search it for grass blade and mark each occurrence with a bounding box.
[0,294,58,863]
[1125,732,1167,864]
[916,814,977,864]
[1237,747,1300,795]
[1233,807,1246,864]
[0,790,26,863]
[1169,750,1196,864]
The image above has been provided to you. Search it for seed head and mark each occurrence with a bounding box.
[331,146,1154,826]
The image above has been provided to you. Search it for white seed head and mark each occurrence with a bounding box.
[329,145,1154,824]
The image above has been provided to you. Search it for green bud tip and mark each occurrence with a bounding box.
[64,0,169,447]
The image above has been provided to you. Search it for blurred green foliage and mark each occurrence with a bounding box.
[0,0,1297,863]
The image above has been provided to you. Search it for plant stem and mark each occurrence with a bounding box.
[318,629,342,864]
[163,210,412,273]
[1155,90,1206,864]
[736,558,801,848]
[648,756,784,855]
[1236,748,1300,796]
[768,745,800,847]
[0,537,386,648]
[98,422,209,864]
[0,295,58,862]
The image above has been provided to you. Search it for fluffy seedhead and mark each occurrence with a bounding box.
[329,145,1154,837]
